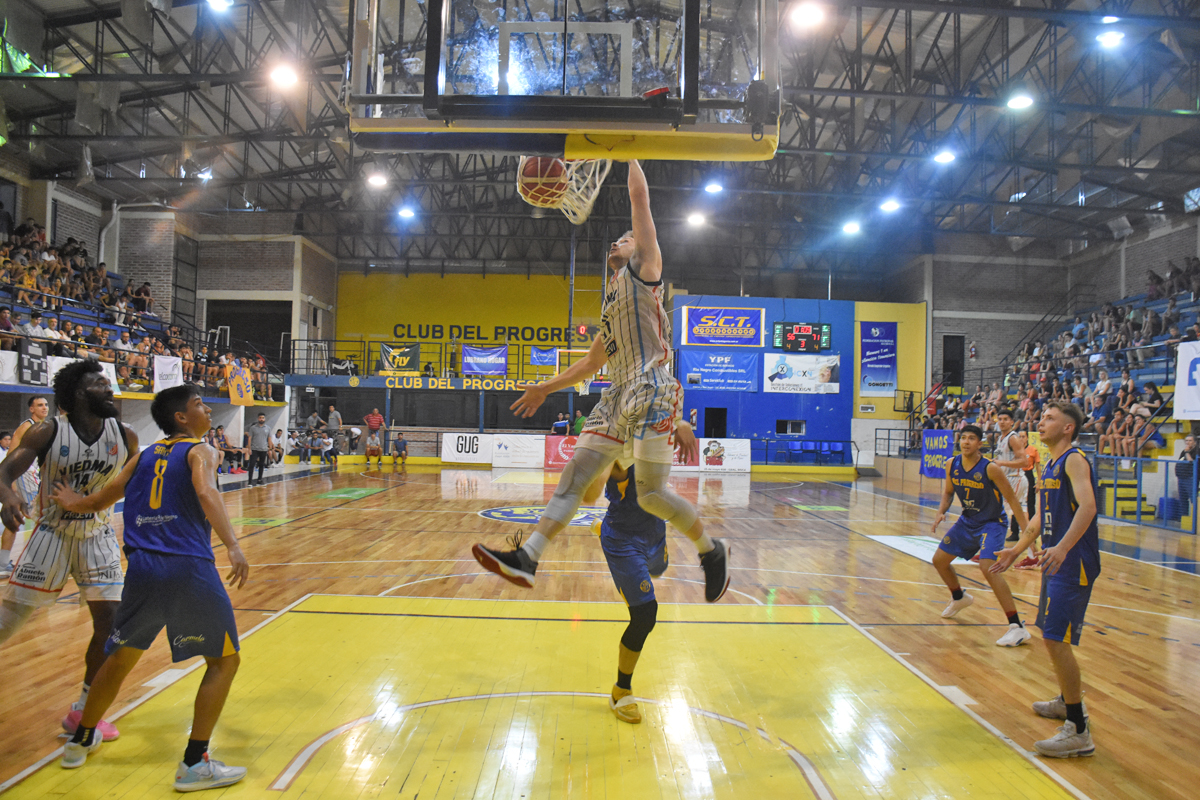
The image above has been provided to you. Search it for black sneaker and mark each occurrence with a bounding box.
[699,540,730,602]
[1006,533,1020,542]
[472,532,538,588]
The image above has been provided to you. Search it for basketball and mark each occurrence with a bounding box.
[517,157,569,207]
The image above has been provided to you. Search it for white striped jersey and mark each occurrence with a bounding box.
[15,417,40,499]
[995,431,1022,479]
[600,265,672,386]
[35,416,129,539]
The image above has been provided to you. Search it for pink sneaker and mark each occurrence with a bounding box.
[61,709,120,742]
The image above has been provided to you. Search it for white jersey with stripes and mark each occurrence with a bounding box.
[15,417,40,499]
[34,416,129,540]
[599,264,672,386]
[995,430,1023,479]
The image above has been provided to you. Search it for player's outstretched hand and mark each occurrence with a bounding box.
[675,421,698,464]
[226,545,250,589]
[930,512,945,534]
[510,383,549,418]
[51,480,87,512]
[1038,543,1066,576]
[0,500,25,532]
[990,545,1020,573]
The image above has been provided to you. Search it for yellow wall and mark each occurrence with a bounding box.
[336,273,604,346]
[853,301,928,421]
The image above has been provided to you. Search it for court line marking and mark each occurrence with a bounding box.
[266,690,837,796]
[826,605,1091,800]
[0,593,316,795]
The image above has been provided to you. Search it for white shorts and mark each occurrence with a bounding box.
[1006,473,1029,508]
[6,525,124,607]
[578,368,682,464]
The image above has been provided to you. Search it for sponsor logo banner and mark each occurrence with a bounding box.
[1175,341,1200,419]
[530,347,558,366]
[462,345,509,376]
[378,343,421,376]
[921,430,954,478]
[859,321,898,397]
[478,505,605,527]
[699,438,752,472]
[679,351,758,392]
[494,434,545,468]
[153,355,183,392]
[763,354,841,394]
[47,356,123,397]
[682,306,765,347]
[545,435,578,468]
[440,432,494,464]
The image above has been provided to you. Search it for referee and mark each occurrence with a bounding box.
[246,413,270,486]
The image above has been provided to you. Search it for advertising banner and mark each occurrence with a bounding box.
[680,351,758,392]
[152,355,183,392]
[544,435,578,468]
[47,356,122,396]
[462,345,508,376]
[681,307,765,347]
[859,321,898,397]
[377,343,420,376]
[530,347,558,366]
[698,438,752,472]
[1175,341,1200,419]
[440,432,494,464]
[493,434,546,468]
[225,363,254,406]
[921,430,954,479]
[763,354,840,394]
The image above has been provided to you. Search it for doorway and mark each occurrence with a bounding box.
[704,407,727,439]
[942,334,965,387]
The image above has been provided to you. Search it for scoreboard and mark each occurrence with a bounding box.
[773,322,831,352]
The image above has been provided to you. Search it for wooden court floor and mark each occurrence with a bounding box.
[0,466,1195,799]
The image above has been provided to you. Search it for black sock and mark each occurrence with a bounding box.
[1006,611,1021,626]
[951,588,964,601]
[183,739,209,768]
[616,670,633,691]
[1065,703,1086,734]
[71,726,96,747]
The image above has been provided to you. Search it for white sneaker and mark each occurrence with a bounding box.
[1035,720,1095,758]
[1032,694,1087,720]
[61,738,102,769]
[996,623,1033,647]
[0,561,11,580]
[173,754,247,792]
[941,592,974,618]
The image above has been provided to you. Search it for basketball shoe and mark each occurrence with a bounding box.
[699,540,730,602]
[1032,694,1087,720]
[62,710,120,741]
[61,737,102,769]
[995,623,1032,647]
[1035,720,1095,758]
[174,754,247,792]
[941,592,974,618]
[472,532,538,588]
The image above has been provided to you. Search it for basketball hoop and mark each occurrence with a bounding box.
[518,156,613,226]
[579,378,592,396]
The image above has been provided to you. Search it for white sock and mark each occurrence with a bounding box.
[521,532,551,563]
[73,683,90,712]
[693,533,716,555]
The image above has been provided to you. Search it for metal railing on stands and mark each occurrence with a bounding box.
[1093,453,1198,535]
[751,438,857,466]
[289,339,569,384]
[876,428,922,459]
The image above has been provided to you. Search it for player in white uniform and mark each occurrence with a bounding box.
[473,160,730,602]
[0,360,137,742]
[994,409,1030,542]
[0,396,50,578]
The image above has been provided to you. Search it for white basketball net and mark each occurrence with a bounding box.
[518,157,613,226]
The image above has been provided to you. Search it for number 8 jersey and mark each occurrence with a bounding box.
[123,437,214,560]
[35,416,129,539]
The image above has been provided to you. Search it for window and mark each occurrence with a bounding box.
[776,420,805,435]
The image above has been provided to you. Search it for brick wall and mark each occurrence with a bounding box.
[52,187,102,254]
[197,241,294,292]
[300,241,336,302]
[1068,220,1199,304]
[932,316,1037,385]
[198,212,294,236]
[117,215,176,319]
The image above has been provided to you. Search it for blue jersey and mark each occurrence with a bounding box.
[123,437,214,561]
[1040,447,1102,585]
[601,465,666,544]
[949,455,1007,525]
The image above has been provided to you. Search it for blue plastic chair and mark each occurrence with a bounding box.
[787,441,804,463]
[829,442,845,464]
[800,441,818,463]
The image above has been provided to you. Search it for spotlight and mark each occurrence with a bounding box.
[270,64,299,88]
[1101,16,1120,24]
[789,2,825,28]
[398,207,415,219]
[934,149,956,164]
[367,173,388,188]
[687,212,705,226]
[704,182,723,193]
[842,221,861,234]
[207,0,233,10]
[879,199,901,213]
[1006,83,1035,110]
[196,167,213,183]
[1096,30,1125,48]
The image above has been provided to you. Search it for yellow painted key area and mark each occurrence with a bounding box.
[18,596,1073,799]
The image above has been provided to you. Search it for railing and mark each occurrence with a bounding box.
[876,428,921,459]
[997,285,1090,369]
[1093,453,1198,535]
[751,438,856,466]
[289,339,574,384]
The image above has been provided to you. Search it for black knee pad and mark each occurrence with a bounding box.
[620,599,658,652]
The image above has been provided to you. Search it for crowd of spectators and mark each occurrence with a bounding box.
[282,404,410,467]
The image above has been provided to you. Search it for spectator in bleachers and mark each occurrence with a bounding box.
[17,310,44,339]
[1117,369,1135,399]
[0,307,17,350]
[132,281,155,315]
[1129,414,1167,455]
[1163,296,1181,330]
[112,291,130,326]
[1098,408,1129,456]
[179,342,194,383]
[253,354,269,400]
[1082,388,1113,436]
[1146,269,1165,301]
[1177,435,1196,511]
[1130,382,1164,419]
[1070,316,1087,340]
[270,429,285,465]
[1090,370,1112,412]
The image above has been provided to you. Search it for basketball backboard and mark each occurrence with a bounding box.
[347,0,779,161]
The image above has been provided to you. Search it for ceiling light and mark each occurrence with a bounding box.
[879,199,901,213]
[842,221,861,234]
[367,173,388,188]
[207,0,233,10]
[270,64,299,88]
[1101,16,1120,24]
[196,167,213,183]
[398,207,415,219]
[933,149,956,164]
[789,2,825,28]
[1006,82,1035,109]
[704,182,723,193]
[1096,31,1125,48]
[687,213,705,226]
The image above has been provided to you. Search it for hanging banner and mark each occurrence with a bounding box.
[530,347,558,366]
[681,307,765,347]
[152,355,183,392]
[1175,341,1200,419]
[763,354,840,394]
[462,345,508,376]
[378,343,420,376]
[440,432,494,464]
[493,434,546,468]
[545,435,578,468]
[225,362,254,406]
[680,351,758,392]
[921,430,954,479]
[47,356,122,396]
[859,322,898,397]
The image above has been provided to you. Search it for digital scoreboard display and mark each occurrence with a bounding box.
[773,322,831,352]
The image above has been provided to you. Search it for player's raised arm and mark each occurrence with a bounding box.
[993,490,1043,573]
[510,334,608,418]
[190,442,249,588]
[627,160,662,283]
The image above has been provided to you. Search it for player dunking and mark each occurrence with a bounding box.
[0,361,136,741]
[53,384,249,788]
[993,402,1100,758]
[0,395,49,577]
[930,424,1032,647]
[472,160,730,602]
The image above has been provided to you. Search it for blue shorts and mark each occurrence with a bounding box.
[600,524,668,607]
[1035,573,1094,646]
[106,550,240,663]
[938,517,1007,562]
